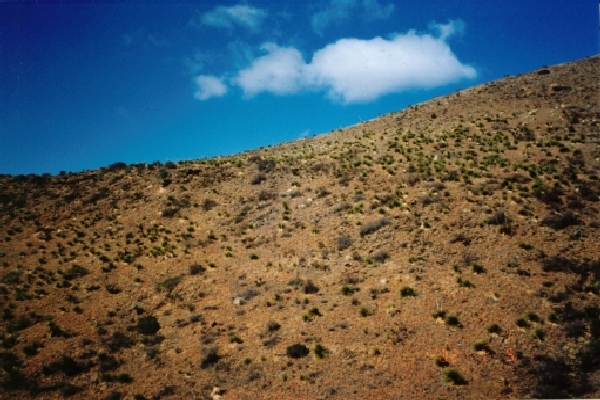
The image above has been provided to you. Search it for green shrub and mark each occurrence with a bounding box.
[486,323,501,334]
[200,346,220,368]
[518,243,534,251]
[137,316,160,335]
[473,342,491,352]
[457,277,475,288]
[534,329,545,340]
[267,321,281,332]
[400,287,416,297]
[359,218,390,236]
[471,264,485,274]
[548,313,560,324]
[117,373,133,383]
[526,311,541,323]
[446,316,461,327]
[155,276,182,294]
[435,356,450,368]
[516,318,529,328]
[341,286,359,295]
[336,236,354,251]
[286,344,309,359]
[307,307,321,317]
[314,344,327,359]
[443,368,467,385]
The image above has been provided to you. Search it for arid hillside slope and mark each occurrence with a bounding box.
[1,55,599,399]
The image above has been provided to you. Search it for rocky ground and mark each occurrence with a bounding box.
[1,55,599,399]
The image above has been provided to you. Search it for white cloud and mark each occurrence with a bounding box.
[195,23,476,103]
[196,5,267,32]
[307,32,476,102]
[232,43,307,97]
[194,76,228,100]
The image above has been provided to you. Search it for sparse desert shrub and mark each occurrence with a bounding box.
[251,173,266,185]
[189,263,205,275]
[201,199,219,211]
[314,344,328,359]
[63,265,89,281]
[457,277,475,288]
[287,277,303,287]
[499,223,516,236]
[443,368,467,384]
[371,250,390,263]
[487,323,502,334]
[286,344,309,359]
[49,322,74,338]
[137,316,160,335]
[23,342,42,357]
[581,339,600,372]
[200,346,220,368]
[360,218,390,236]
[43,355,90,377]
[518,243,534,251]
[516,318,529,328]
[258,190,274,201]
[155,276,182,294]
[526,311,541,323]
[335,235,353,251]
[435,356,450,367]
[267,321,281,332]
[400,286,416,297]
[449,233,470,246]
[534,329,545,340]
[303,280,319,294]
[164,161,177,169]
[341,285,360,296]
[471,263,485,274]
[161,207,179,217]
[229,336,243,344]
[446,316,461,327]
[257,158,275,172]
[473,342,491,352]
[541,211,579,230]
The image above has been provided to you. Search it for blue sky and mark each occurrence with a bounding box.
[0,1,597,175]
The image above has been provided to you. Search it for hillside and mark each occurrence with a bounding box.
[1,55,599,399]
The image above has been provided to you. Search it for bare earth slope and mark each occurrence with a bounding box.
[1,55,599,399]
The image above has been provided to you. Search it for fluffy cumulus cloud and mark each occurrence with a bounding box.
[233,43,307,97]
[194,20,476,103]
[194,76,227,100]
[196,5,267,32]
[309,30,476,102]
